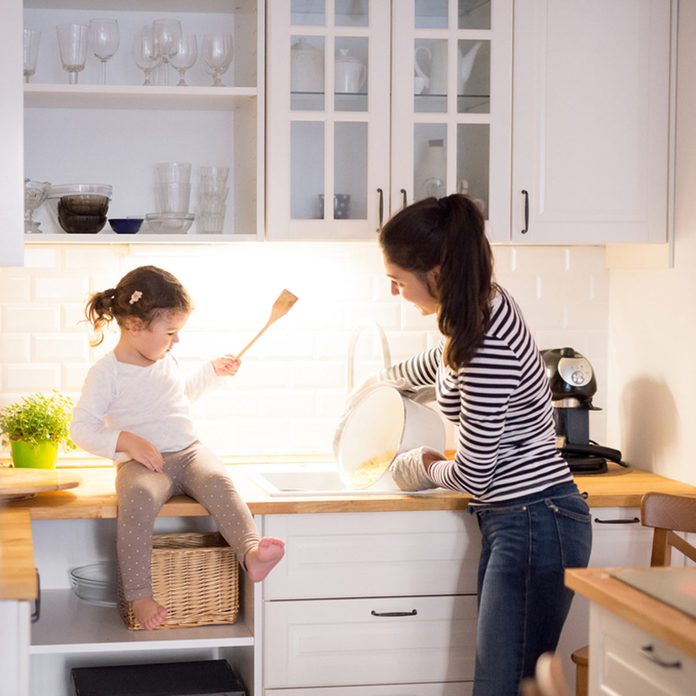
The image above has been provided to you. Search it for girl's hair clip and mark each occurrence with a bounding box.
[129,290,143,305]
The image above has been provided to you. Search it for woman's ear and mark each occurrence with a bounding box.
[426,266,441,295]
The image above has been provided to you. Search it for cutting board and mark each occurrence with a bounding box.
[0,467,82,501]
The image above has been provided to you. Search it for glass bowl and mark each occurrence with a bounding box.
[69,562,118,607]
[46,184,112,232]
[144,212,194,234]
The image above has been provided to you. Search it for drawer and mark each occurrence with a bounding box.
[262,511,480,599]
[593,608,696,695]
[266,683,472,695]
[264,594,477,688]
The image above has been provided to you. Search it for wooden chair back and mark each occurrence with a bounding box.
[640,492,696,566]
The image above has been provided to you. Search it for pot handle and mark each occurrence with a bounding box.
[346,322,392,392]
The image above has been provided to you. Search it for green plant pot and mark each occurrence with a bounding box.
[10,439,58,469]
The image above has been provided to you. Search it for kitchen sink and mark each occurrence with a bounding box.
[243,464,437,497]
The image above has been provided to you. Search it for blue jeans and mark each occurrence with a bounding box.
[470,482,592,696]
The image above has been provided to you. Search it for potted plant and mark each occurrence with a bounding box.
[0,391,75,469]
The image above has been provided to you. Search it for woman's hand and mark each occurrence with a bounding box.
[389,446,444,491]
[116,432,164,473]
[213,355,241,377]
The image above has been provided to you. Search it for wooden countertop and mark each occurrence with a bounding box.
[565,567,696,660]
[3,459,695,520]
[2,459,695,602]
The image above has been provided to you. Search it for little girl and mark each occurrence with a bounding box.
[70,265,285,630]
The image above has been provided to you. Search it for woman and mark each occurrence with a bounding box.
[381,194,592,696]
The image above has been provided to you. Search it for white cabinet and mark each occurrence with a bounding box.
[266,0,512,241]
[511,0,674,244]
[262,510,480,693]
[589,606,696,695]
[21,0,264,243]
[0,0,24,266]
[556,507,655,690]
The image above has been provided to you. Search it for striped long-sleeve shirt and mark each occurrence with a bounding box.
[386,285,572,503]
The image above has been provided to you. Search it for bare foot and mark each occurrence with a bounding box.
[244,537,285,582]
[131,596,167,630]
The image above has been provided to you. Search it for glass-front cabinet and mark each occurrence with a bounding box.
[266,0,512,241]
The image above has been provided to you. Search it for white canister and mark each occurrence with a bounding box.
[336,384,446,491]
[291,39,323,92]
[335,49,366,93]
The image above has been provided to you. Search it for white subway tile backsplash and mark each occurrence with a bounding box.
[3,364,61,392]
[3,305,60,331]
[33,334,90,361]
[34,276,89,302]
[0,335,30,362]
[1,242,609,455]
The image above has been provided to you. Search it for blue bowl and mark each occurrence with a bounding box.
[109,218,143,234]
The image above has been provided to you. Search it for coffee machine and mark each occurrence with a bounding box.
[541,347,623,474]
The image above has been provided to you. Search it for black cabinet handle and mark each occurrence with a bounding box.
[371,609,417,617]
[400,188,407,208]
[31,569,41,623]
[640,644,682,669]
[593,517,640,524]
[521,190,529,234]
[377,188,384,231]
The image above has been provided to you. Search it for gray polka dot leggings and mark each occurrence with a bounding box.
[115,440,260,601]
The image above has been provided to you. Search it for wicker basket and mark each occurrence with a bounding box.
[118,532,239,630]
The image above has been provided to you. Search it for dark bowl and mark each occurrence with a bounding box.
[58,211,107,234]
[108,218,144,234]
[58,194,110,217]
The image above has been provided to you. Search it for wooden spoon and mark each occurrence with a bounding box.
[237,289,298,357]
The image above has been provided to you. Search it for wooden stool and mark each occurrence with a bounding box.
[570,645,588,696]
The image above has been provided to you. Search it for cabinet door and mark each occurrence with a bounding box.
[512,0,673,244]
[264,595,477,688]
[266,0,390,239]
[390,0,512,242]
[1,0,23,266]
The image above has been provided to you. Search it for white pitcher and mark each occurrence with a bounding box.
[335,49,366,94]
[458,41,482,94]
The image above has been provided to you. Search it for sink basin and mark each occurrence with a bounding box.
[244,464,404,497]
[244,464,440,497]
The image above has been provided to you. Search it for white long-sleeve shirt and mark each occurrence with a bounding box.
[70,351,220,461]
[385,286,572,503]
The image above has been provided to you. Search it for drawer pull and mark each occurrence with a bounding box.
[640,644,682,669]
[370,609,417,618]
[593,517,640,524]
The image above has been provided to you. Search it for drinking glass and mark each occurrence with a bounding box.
[56,23,89,84]
[89,19,120,85]
[170,34,197,86]
[132,27,159,86]
[152,18,182,86]
[202,33,233,87]
[23,29,41,83]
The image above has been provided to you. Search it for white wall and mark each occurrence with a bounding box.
[606,0,696,486]
[0,241,609,460]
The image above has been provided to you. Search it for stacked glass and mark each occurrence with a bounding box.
[156,162,191,213]
[197,166,229,233]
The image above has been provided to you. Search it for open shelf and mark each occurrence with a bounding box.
[31,589,254,655]
[24,84,257,111]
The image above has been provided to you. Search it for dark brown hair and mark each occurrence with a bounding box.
[379,194,494,370]
[84,265,193,346]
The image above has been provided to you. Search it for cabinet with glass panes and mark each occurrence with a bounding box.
[266,0,512,241]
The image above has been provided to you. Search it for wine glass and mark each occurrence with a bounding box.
[170,34,197,87]
[89,19,120,85]
[152,18,182,86]
[132,26,160,86]
[56,23,89,85]
[23,29,41,83]
[202,33,233,87]
[24,180,50,234]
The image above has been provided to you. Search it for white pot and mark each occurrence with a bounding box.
[336,384,446,491]
[291,39,323,93]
